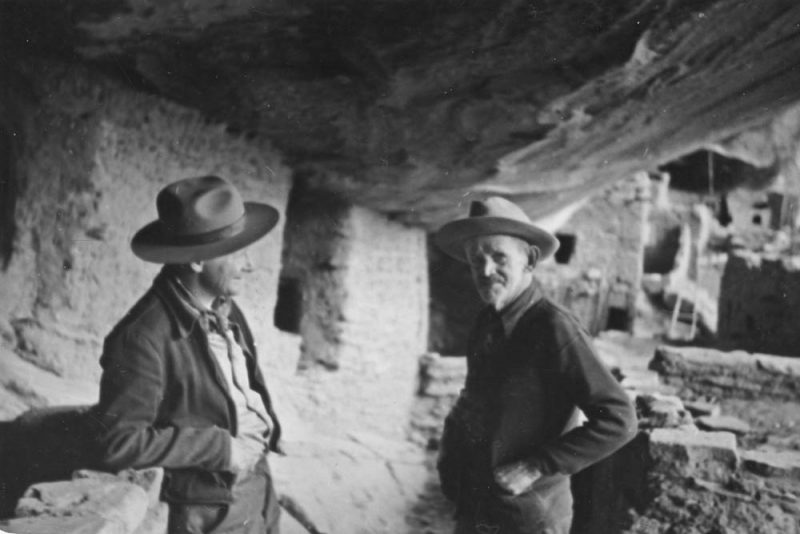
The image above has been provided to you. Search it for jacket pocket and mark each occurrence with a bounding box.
[161,468,235,505]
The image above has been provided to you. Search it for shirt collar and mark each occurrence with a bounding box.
[154,268,227,338]
[497,280,543,337]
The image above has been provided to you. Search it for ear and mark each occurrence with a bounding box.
[526,245,540,270]
[189,261,204,273]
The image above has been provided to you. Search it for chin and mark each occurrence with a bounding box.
[488,300,506,311]
[479,292,506,310]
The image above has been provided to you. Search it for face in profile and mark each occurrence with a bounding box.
[464,234,535,311]
[197,248,253,298]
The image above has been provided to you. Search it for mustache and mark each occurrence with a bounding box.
[477,275,504,285]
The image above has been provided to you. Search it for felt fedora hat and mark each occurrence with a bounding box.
[435,196,559,262]
[131,175,279,264]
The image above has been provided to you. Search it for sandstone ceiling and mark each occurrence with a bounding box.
[2,0,800,227]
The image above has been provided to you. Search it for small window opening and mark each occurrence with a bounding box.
[554,233,576,264]
[274,276,303,333]
[606,306,630,331]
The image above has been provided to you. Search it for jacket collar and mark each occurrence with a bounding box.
[498,280,543,337]
[153,268,213,339]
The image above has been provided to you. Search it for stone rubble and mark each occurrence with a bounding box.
[1,468,165,534]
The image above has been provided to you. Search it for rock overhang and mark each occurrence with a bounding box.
[2,0,800,228]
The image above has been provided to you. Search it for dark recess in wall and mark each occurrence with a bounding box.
[0,125,18,270]
[274,276,303,334]
[554,233,576,264]
[658,149,777,194]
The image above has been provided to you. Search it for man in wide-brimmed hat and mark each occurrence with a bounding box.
[92,175,284,534]
[434,197,637,534]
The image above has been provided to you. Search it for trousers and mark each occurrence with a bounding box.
[168,457,281,534]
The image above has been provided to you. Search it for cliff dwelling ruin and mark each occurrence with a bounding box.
[1,1,800,533]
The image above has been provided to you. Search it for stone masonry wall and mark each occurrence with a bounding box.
[554,174,649,287]
[536,173,650,334]
[1,467,168,534]
[633,343,800,533]
[718,250,800,357]
[275,197,431,533]
[281,198,429,438]
[650,345,800,401]
[0,60,292,418]
[627,426,800,534]
[279,192,352,370]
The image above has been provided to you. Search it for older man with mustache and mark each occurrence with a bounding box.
[435,197,637,534]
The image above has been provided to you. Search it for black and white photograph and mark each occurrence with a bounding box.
[1,1,799,533]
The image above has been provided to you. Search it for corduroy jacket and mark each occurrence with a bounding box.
[438,284,637,530]
[91,270,282,504]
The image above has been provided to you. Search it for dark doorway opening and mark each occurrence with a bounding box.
[606,306,630,331]
[274,276,303,333]
[554,233,576,264]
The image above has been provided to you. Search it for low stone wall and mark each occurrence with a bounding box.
[1,468,168,534]
[0,406,97,518]
[637,343,800,532]
[0,406,165,534]
[649,345,800,400]
[411,353,466,447]
[627,427,800,533]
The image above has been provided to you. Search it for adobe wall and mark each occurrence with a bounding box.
[280,194,429,437]
[717,250,800,357]
[536,174,650,333]
[273,194,432,533]
[0,60,292,417]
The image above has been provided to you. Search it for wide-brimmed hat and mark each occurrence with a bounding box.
[131,175,279,264]
[435,196,559,262]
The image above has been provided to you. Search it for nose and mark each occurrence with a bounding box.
[476,257,496,278]
[238,250,254,273]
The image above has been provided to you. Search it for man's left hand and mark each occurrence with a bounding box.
[493,461,542,496]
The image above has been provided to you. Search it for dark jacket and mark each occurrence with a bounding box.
[438,287,637,529]
[91,271,282,505]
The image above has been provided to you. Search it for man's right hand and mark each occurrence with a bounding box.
[228,434,266,473]
[228,438,246,473]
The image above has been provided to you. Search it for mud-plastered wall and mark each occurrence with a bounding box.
[277,196,430,533]
[718,250,800,357]
[536,174,650,332]
[281,197,429,437]
[0,60,291,415]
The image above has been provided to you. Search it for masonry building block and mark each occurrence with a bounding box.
[15,478,149,532]
[650,345,800,400]
[741,448,800,480]
[649,427,739,483]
